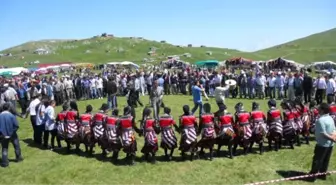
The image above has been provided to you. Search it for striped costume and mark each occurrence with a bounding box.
[179,115,197,152]
[105,116,120,144]
[235,111,252,140]
[158,114,178,149]
[293,108,303,133]
[119,115,137,154]
[197,113,216,148]
[309,108,319,133]
[267,108,283,135]
[141,118,158,154]
[251,110,267,135]
[217,112,235,139]
[65,110,79,140]
[300,106,311,136]
[78,113,92,142]
[56,111,67,139]
[282,109,296,139]
[93,112,106,143]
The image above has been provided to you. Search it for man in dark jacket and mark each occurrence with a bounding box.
[303,71,313,103]
[106,76,118,109]
[0,103,23,168]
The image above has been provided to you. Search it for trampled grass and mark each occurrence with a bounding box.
[1,95,335,184]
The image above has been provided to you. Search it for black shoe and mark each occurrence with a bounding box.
[16,157,24,163]
[0,163,9,168]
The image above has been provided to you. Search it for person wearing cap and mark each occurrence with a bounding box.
[0,102,23,167]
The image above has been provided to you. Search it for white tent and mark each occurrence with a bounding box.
[107,61,139,69]
[120,61,139,68]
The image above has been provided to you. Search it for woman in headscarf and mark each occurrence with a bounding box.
[179,105,198,161]
[197,103,216,160]
[118,106,139,165]
[140,107,158,163]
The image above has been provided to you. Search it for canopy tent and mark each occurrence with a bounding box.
[195,60,218,68]
[107,61,139,69]
[0,67,28,76]
[0,71,13,77]
[225,57,253,68]
[265,57,304,71]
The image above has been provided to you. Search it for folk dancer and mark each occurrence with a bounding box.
[104,109,121,161]
[197,103,216,160]
[140,108,159,163]
[179,105,198,161]
[309,101,319,134]
[56,103,68,141]
[295,97,311,144]
[118,106,138,165]
[158,107,179,161]
[214,104,235,158]
[79,105,94,154]
[92,104,108,157]
[281,100,296,149]
[249,102,267,154]
[64,101,80,153]
[266,99,283,151]
[233,102,252,155]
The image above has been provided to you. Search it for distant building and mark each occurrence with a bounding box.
[34,48,49,55]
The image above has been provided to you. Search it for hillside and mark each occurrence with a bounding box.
[254,28,336,64]
[0,36,262,67]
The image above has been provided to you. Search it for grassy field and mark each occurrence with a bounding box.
[1,95,336,184]
[1,28,335,67]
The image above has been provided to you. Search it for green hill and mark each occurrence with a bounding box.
[0,36,262,67]
[254,28,336,64]
[1,28,335,67]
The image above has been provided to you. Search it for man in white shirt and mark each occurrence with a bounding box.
[96,76,103,99]
[315,74,327,104]
[326,74,336,103]
[90,77,97,99]
[42,100,60,149]
[64,77,74,101]
[287,73,295,101]
[25,96,42,145]
[267,73,276,99]
[214,83,230,108]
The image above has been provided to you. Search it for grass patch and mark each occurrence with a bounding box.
[1,95,335,184]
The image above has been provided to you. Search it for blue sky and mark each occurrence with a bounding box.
[1,0,335,51]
